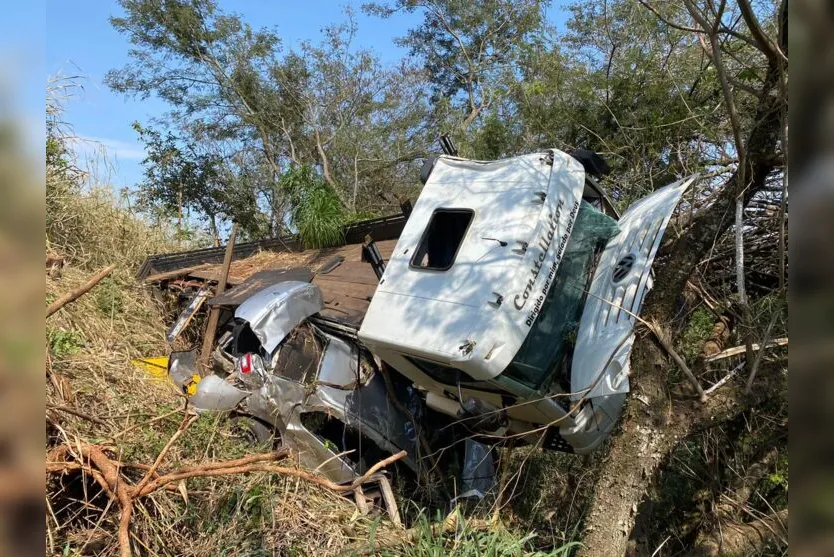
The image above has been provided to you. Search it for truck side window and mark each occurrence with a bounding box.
[410,208,474,271]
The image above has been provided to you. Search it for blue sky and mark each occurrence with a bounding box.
[46,1,568,191]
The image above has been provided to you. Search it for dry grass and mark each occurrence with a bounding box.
[43,148,408,556]
[44,210,399,555]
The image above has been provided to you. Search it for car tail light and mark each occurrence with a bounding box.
[240,353,252,374]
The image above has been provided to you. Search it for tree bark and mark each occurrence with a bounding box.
[577,6,787,552]
[578,340,679,556]
[689,509,788,557]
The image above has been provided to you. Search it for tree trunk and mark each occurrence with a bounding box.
[578,341,680,556]
[577,16,786,550]
[177,186,183,243]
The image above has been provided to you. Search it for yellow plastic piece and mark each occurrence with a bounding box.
[186,374,201,396]
[131,356,169,378]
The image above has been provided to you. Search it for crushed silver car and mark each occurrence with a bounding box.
[169,282,428,485]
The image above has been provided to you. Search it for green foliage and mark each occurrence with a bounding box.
[471,113,515,160]
[679,306,715,362]
[280,165,346,248]
[48,328,85,357]
[381,510,580,556]
[108,0,431,237]
[366,0,546,133]
[95,277,125,315]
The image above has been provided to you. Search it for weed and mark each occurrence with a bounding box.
[94,277,125,315]
[381,509,580,556]
[679,306,714,362]
[48,328,85,357]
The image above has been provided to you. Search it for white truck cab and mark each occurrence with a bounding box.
[359,149,695,453]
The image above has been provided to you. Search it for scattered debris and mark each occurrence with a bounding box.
[131,356,169,378]
[166,285,211,344]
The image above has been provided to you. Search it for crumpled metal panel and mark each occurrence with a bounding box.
[316,373,417,463]
[571,176,695,402]
[235,281,324,354]
[240,331,420,484]
[168,349,198,390]
[190,374,250,411]
[317,334,368,388]
[245,374,358,484]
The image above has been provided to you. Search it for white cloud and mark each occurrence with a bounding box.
[73,135,146,161]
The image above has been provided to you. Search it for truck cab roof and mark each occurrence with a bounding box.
[359,149,587,381]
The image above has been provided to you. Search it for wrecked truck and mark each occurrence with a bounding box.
[169,147,694,491]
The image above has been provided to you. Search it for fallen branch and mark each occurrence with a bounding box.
[46,404,109,427]
[46,442,406,557]
[134,413,198,494]
[646,320,706,401]
[745,313,780,393]
[46,264,116,318]
[705,337,788,362]
[704,361,745,395]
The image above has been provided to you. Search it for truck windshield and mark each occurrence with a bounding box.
[503,201,619,391]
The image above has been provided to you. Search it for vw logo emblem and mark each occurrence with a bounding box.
[612,254,636,283]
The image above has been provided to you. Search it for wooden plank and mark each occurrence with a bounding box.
[315,278,377,302]
[199,223,237,375]
[319,297,369,326]
[143,264,213,283]
[313,262,381,286]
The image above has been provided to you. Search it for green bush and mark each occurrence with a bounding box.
[95,277,125,315]
[279,165,346,249]
[679,306,714,363]
[48,328,85,357]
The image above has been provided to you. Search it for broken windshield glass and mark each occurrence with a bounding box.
[503,201,619,391]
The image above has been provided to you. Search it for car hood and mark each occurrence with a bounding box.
[235,281,323,353]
